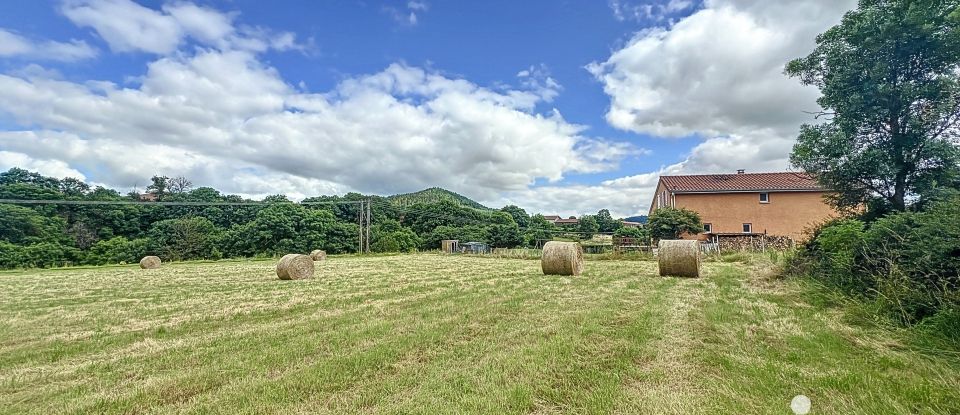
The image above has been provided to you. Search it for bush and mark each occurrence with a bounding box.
[648,207,702,240]
[0,242,80,268]
[792,193,960,326]
[86,237,149,265]
[613,226,651,245]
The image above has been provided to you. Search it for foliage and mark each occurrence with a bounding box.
[577,215,599,238]
[149,217,221,261]
[786,0,960,212]
[647,207,703,240]
[523,214,556,248]
[0,168,590,267]
[86,237,150,265]
[500,205,529,228]
[793,193,960,326]
[613,226,652,245]
[388,187,489,210]
[595,209,621,233]
[371,219,421,253]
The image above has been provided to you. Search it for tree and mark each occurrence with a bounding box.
[146,176,170,201]
[648,207,703,240]
[149,217,220,261]
[59,178,90,197]
[487,223,523,248]
[524,214,555,248]
[595,209,621,232]
[786,0,960,212]
[577,215,599,238]
[500,205,529,228]
[168,176,193,194]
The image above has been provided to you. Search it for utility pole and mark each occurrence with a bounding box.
[358,200,364,254]
[365,199,371,253]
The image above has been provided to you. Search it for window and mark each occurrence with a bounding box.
[742,223,752,233]
[703,223,712,233]
[759,192,769,203]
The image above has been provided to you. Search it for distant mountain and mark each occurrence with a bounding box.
[623,215,648,224]
[388,187,490,210]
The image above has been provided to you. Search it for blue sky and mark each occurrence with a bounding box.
[0,0,855,216]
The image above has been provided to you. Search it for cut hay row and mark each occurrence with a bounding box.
[657,239,701,278]
[541,241,584,276]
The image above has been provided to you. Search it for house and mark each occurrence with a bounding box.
[621,221,643,228]
[542,215,561,224]
[554,217,579,226]
[138,193,158,202]
[648,170,838,241]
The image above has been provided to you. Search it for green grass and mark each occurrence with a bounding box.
[1,254,958,414]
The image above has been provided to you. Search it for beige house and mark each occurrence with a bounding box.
[648,171,838,241]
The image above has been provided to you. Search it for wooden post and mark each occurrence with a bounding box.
[365,199,371,253]
[358,200,364,254]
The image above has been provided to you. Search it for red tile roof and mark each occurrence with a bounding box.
[660,172,823,193]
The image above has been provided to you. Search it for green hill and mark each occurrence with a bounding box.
[388,187,490,210]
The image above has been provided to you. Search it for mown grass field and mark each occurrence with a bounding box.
[1,254,959,414]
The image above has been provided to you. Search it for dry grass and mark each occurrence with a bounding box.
[0,254,958,414]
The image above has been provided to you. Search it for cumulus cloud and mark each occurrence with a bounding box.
[577,0,856,214]
[0,28,97,61]
[0,151,88,181]
[0,50,635,201]
[61,0,304,54]
[489,169,670,218]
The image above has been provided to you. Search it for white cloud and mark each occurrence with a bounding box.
[490,168,675,218]
[580,0,856,213]
[61,0,304,54]
[384,1,429,26]
[0,151,88,181]
[609,0,697,23]
[0,28,97,61]
[0,49,635,202]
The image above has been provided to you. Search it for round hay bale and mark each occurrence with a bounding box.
[276,254,314,280]
[541,241,584,276]
[309,249,327,261]
[139,256,161,269]
[657,240,701,278]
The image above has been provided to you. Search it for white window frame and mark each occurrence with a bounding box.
[742,223,752,233]
[759,192,769,203]
[703,223,712,233]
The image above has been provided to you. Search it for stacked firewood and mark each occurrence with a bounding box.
[717,235,795,251]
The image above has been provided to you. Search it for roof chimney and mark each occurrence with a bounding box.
[736,169,745,174]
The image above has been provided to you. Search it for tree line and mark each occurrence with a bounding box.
[0,169,640,268]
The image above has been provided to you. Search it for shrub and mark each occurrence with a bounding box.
[86,237,150,265]
[648,207,702,240]
[792,193,960,326]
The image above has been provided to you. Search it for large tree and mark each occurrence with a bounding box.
[787,0,960,212]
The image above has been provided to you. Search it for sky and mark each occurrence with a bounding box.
[0,0,857,217]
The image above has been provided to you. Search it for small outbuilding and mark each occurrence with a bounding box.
[460,242,490,254]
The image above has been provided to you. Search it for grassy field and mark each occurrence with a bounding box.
[1,254,959,414]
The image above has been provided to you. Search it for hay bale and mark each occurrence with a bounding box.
[276,254,314,280]
[310,249,327,261]
[541,241,584,276]
[139,256,161,269]
[657,240,701,277]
